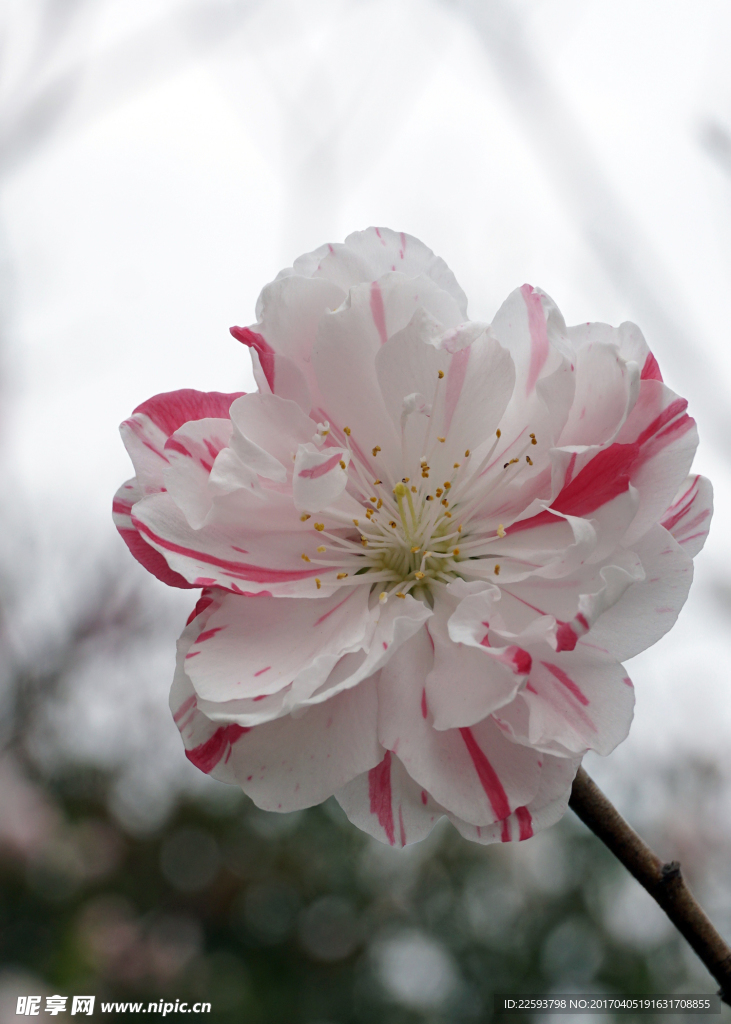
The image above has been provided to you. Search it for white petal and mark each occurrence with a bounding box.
[284,227,468,318]
[559,340,640,447]
[424,593,528,730]
[292,444,350,512]
[227,680,383,812]
[587,523,694,661]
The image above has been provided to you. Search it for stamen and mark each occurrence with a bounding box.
[437,370,444,379]
[526,455,533,465]
[497,524,506,538]
[316,578,321,589]
[314,523,325,532]
[300,514,311,521]
[465,449,471,457]
[437,436,446,443]
[337,573,348,579]
[411,546,420,553]
[373,479,382,485]
[339,460,346,469]
[372,446,381,457]
[396,592,406,598]
[494,564,500,575]
[301,554,310,562]
[317,545,326,553]
[343,426,351,436]
[496,429,501,438]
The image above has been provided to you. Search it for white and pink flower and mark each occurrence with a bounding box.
[114,228,712,847]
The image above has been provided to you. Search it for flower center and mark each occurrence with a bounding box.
[299,416,539,604]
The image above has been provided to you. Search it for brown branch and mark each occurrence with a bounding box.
[569,767,731,1005]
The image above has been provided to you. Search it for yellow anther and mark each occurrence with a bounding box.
[320,428,330,435]
[373,479,382,485]
[369,496,377,503]
[316,578,321,589]
[379,591,388,603]
[441,499,449,507]
[414,572,425,580]
[497,523,506,538]
[314,523,325,531]
[494,564,501,575]
[344,426,351,436]
[376,498,383,509]
[411,546,421,553]
[529,432,536,439]
[389,521,397,528]
[453,548,460,556]
[402,477,410,483]
[422,471,429,478]
[526,455,533,466]
[444,481,452,490]
[531,437,537,445]
[339,460,346,469]
[396,592,406,599]
[372,446,381,457]
[317,545,326,553]
[465,449,471,457]
[411,486,417,493]
[426,495,433,501]
[437,436,446,443]
[457,525,463,533]
[496,428,502,438]
[435,488,443,498]
[337,572,348,579]
[301,554,311,562]
[366,509,374,519]
[352,518,359,526]
[438,370,445,379]
[361,538,368,546]
[444,511,452,517]
[453,462,461,469]
[300,513,311,521]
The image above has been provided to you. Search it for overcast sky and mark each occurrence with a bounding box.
[3,0,731,793]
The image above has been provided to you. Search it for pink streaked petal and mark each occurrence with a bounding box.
[494,651,634,757]
[660,474,712,558]
[183,587,371,704]
[335,750,446,847]
[113,479,196,589]
[451,753,581,844]
[377,629,541,826]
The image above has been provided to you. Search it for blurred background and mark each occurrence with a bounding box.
[1,0,731,1020]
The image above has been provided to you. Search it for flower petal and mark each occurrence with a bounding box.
[493,650,635,757]
[450,752,581,844]
[558,340,640,447]
[162,418,234,529]
[121,390,243,493]
[284,227,468,318]
[292,444,351,512]
[113,478,196,589]
[660,474,713,557]
[183,587,371,704]
[586,523,694,662]
[227,679,383,811]
[335,750,445,847]
[377,629,542,826]
[425,593,528,730]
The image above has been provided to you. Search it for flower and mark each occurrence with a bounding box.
[114,228,712,847]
